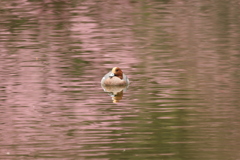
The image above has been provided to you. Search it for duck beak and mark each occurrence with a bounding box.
[109,73,115,78]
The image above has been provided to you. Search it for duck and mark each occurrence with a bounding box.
[101,67,130,86]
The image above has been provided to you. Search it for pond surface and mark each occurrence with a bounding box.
[0,0,240,159]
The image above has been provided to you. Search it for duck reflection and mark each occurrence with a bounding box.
[101,67,130,103]
[101,85,128,103]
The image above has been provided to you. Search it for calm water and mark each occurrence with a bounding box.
[0,0,240,159]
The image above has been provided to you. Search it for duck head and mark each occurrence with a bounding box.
[109,67,123,79]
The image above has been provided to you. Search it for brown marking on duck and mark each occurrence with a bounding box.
[104,77,127,86]
[101,67,129,86]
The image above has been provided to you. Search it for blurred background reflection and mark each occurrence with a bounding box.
[0,0,239,159]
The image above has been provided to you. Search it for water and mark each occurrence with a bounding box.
[0,0,240,159]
